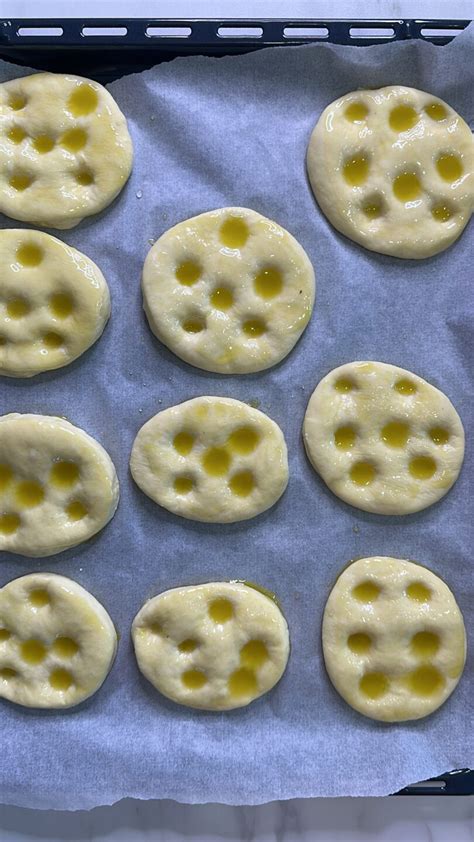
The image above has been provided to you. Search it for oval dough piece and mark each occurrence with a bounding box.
[142,207,315,373]
[130,396,288,523]
[132,581,289,710]
[303,361,464,515]
[0,413,119,557]
[0,572,117,708]
[307,86,474,258]
[0,73,133,229]
[322,556,466,722]
[0,229,110,377]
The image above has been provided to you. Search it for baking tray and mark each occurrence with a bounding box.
[0,16,471,798]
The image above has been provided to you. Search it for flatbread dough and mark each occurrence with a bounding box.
[303,361,464,515]
[0,229,110,377]
[142,207,315,373]
[132,581,289,710]
[0,413,119,557]
[322,556,466,722]
[0,572,117,708]
[130,396,288,523]
[307,86,474,258]
[0,73,133,229]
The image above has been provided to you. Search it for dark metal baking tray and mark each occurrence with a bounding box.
[0,18,471,80]
[0,16,471,797]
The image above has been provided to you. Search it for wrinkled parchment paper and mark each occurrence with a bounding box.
[0,25,472,809]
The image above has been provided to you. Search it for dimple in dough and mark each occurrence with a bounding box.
[0,413,119,557]
[306,86,474,258]
[0,229,110,377]
[132,581,289,711]
[130,396,288,523]
[303,361,464,515]
[142,207,315,374]
[0,572,117,709]
[0,73,133,229]
[322,556,466,722]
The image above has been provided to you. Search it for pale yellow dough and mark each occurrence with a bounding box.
[0,229,110,377]
[0,572,117,708]
[132,581,289,710]
[0,414,119,557]
[303,361,464,515]
[142,207,315,373]
[0,73,133,229]
[307,86,474,258]
[322,557,466,722]
[130,396,288,523]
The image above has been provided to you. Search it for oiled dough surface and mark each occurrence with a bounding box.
[322,557,466,722]
[0,229,110,377]
[0,413,119,557]
[0,573,117,708]
[132,581,289,710]
[0,73,133,229]
[142,207,315,373]
[303,361,464,515]
[130,396,288,523]
[307,86,474,258]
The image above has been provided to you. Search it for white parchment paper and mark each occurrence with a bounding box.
[0,26,473,809]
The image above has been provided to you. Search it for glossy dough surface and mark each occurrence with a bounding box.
[0,73,133,229]
[307,86,474,258]
[303,361,464,515]
[322,557,466,722]
[130,396,288,523]
[0,573,117,708]
[0,414,119,557]
[142,207,315,373]
[132,582,289,710]
[0,229,110,377]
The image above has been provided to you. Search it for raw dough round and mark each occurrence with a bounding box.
[0,413,119,557]
[0,572,117,708]
[0,229,110,377]
[142,207,315,373]
[0,73,133,229]
[306,86,474,258]
[322,556,466,722]
[303,361,464,515]
[130,396,288,523]
[132,581,289,710]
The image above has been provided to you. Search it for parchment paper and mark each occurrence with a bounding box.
[0,25,472,809]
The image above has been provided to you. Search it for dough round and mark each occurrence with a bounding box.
[130,396,288,523]
[132,581,289,710]
[303,361,464,515]
[0,413,119,557]
[0,229,110,377]
[322,556,466,722]
[0,73,133,229]
[0,572,117,708]
[307,86,474,258]
[142,207,315,373]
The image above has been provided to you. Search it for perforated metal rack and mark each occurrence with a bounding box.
[0,18,471,80]
[0,16,472,796]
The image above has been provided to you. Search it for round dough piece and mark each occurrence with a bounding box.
[130,396,288,523]
[0,73,133,229]
[0,413,119,557]
[0,229,110,377]
[307,86,474,258]
[0,572,117,708]
[303,361,464,515]
[142,207,315,373]
[132,581,289,710]
[322,556,466,722]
